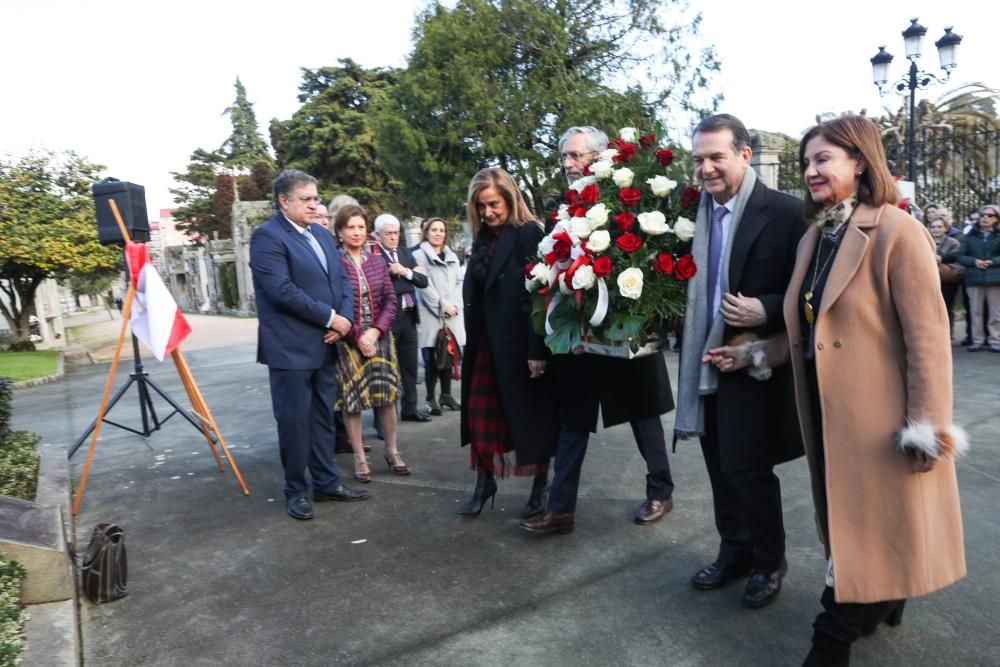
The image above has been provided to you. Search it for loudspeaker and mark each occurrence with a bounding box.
[92,178,150,245]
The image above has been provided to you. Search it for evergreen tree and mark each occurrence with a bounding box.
[221,77,273,171]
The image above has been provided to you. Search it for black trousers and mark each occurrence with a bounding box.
[700,394,785,572]
[268,363,344,499]
[421,347,453,398]
[392,308,420,415]
[809,587,905,656]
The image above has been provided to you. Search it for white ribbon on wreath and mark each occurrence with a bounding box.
[542,220,610,335]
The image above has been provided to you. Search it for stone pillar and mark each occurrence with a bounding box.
[196,249,211,312]
[750,130,785,191]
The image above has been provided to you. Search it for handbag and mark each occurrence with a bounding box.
[435,327,452,371]
[80,523,128,604]
[938,263,962,283]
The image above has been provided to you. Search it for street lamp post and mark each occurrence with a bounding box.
[870,18,963,183]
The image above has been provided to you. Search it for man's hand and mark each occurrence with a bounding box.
[413,265,427,275]
[331,314,351,335]
[528,359,547,378]
[388,262,409,277]
[720,292,766,328]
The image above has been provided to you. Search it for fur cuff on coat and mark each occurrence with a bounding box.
[896,422,970,460]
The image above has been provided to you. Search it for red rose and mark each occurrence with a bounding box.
[653,253,674,274]
[674,255,697,280]
[579,183,600,205]
[569,204,588,219]
[679,186,700,210]
[618,187,642,208]
[524,262,537,278]
[640,133,656,147]
[612,143,638,164]
[593,255,613,277]
[656,149,674,166]
[564,189,578,205]
[547,208,558,223]
[614,211,636,232]
[616,233,643,254]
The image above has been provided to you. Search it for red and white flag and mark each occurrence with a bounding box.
[125,241,191,361]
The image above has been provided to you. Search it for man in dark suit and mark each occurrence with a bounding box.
[675,114,806,608]
[372,213,431,422]
[250,169,370,520]
[520,126,676,536]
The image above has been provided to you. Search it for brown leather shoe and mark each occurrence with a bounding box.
[519,511,575,534]
[634,497,673,525]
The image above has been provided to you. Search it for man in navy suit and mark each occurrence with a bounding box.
[250,169,370,520]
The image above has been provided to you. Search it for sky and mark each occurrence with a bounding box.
[1,1,994,213]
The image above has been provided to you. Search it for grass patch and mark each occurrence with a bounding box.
[0,351,59,382]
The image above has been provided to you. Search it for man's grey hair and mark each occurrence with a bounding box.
[373,213,402,235]
[558,126,609,154]
[272,169,318,209]
[693,114,752,153]
[328,194,359,219]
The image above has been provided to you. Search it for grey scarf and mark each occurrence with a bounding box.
[674,168,757,438]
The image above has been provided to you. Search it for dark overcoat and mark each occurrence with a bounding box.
[714,181,807,470]
[460,222,557,466]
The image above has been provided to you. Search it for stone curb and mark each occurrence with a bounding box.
[12,353,65,390]
[20,445,80,667]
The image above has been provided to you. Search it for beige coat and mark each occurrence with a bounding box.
[783,203,967,603]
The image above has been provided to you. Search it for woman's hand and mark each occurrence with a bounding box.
[702,346,750,373]
[444,304,459,318]
[912,450,937,473]
[528,359,547,378]
[358,328,380,358]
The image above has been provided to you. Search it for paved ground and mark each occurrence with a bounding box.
[11,328,1000,666]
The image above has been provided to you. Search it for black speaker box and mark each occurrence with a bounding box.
[92,179,150,244]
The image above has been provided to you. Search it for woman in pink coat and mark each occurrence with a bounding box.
[707,115,967,666]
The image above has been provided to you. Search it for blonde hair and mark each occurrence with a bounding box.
[466,168,538,236]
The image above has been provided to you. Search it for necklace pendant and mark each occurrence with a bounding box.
[804,301,815,325]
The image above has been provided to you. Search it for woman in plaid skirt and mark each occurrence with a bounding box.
[457,168,557,516]
[333,205,408,482]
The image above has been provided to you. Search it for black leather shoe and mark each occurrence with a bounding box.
[742,560,788,608]
[519,512,575,534]
[314,485,370,502]
[691,560,752,590]
[401,411,432,423]
[634,497,673,525]
[286,496,314,520]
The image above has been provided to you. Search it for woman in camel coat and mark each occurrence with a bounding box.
[707,115,966,666]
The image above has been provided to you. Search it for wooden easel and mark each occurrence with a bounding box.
[72,200,249,515]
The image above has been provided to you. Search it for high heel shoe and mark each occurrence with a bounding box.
[521,473,547,519]
[457,472,497,516]
[439,393,461,411]
[353,457,373,483]
[383,451,410,475]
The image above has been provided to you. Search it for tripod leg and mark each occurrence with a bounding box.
[143,373,222,468]
[172,350,250,495]
[67,376,136,459]
[74,281,136,515]
[130,334,162,435]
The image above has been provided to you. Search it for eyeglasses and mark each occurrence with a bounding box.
[285,195,320,204]
[560,150,596,162]
[983,212,999,219]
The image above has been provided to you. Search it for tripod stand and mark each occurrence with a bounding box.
[67,332,213,458]
[71,198,248,515]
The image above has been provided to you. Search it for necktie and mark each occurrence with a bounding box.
[390,250,398,264]
[302,228,328,273]
[707,205,727,329]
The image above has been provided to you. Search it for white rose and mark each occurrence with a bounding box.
[612,167,634,188]
[530,263,550,283]
[558,273,574,294]
[571,264,596,290]
[569,175,597,192]
[638,211,670,236]
[538,234,556,258]
[617,267,644,300]
[673,216,696,242]
[590,160,614,179]
[619,127,638,143]
[585,203,609,228]
[647,175,677,197]
[556,203,570,221]
[571,216,592,239]
[599,149,619,162]
[587,230,611,253]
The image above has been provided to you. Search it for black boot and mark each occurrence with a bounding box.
[457,471,497,516]
[521,473,547,519]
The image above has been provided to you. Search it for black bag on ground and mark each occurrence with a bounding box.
[80,523,128,604]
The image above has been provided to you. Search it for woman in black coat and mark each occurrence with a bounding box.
[457,168,557,515]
